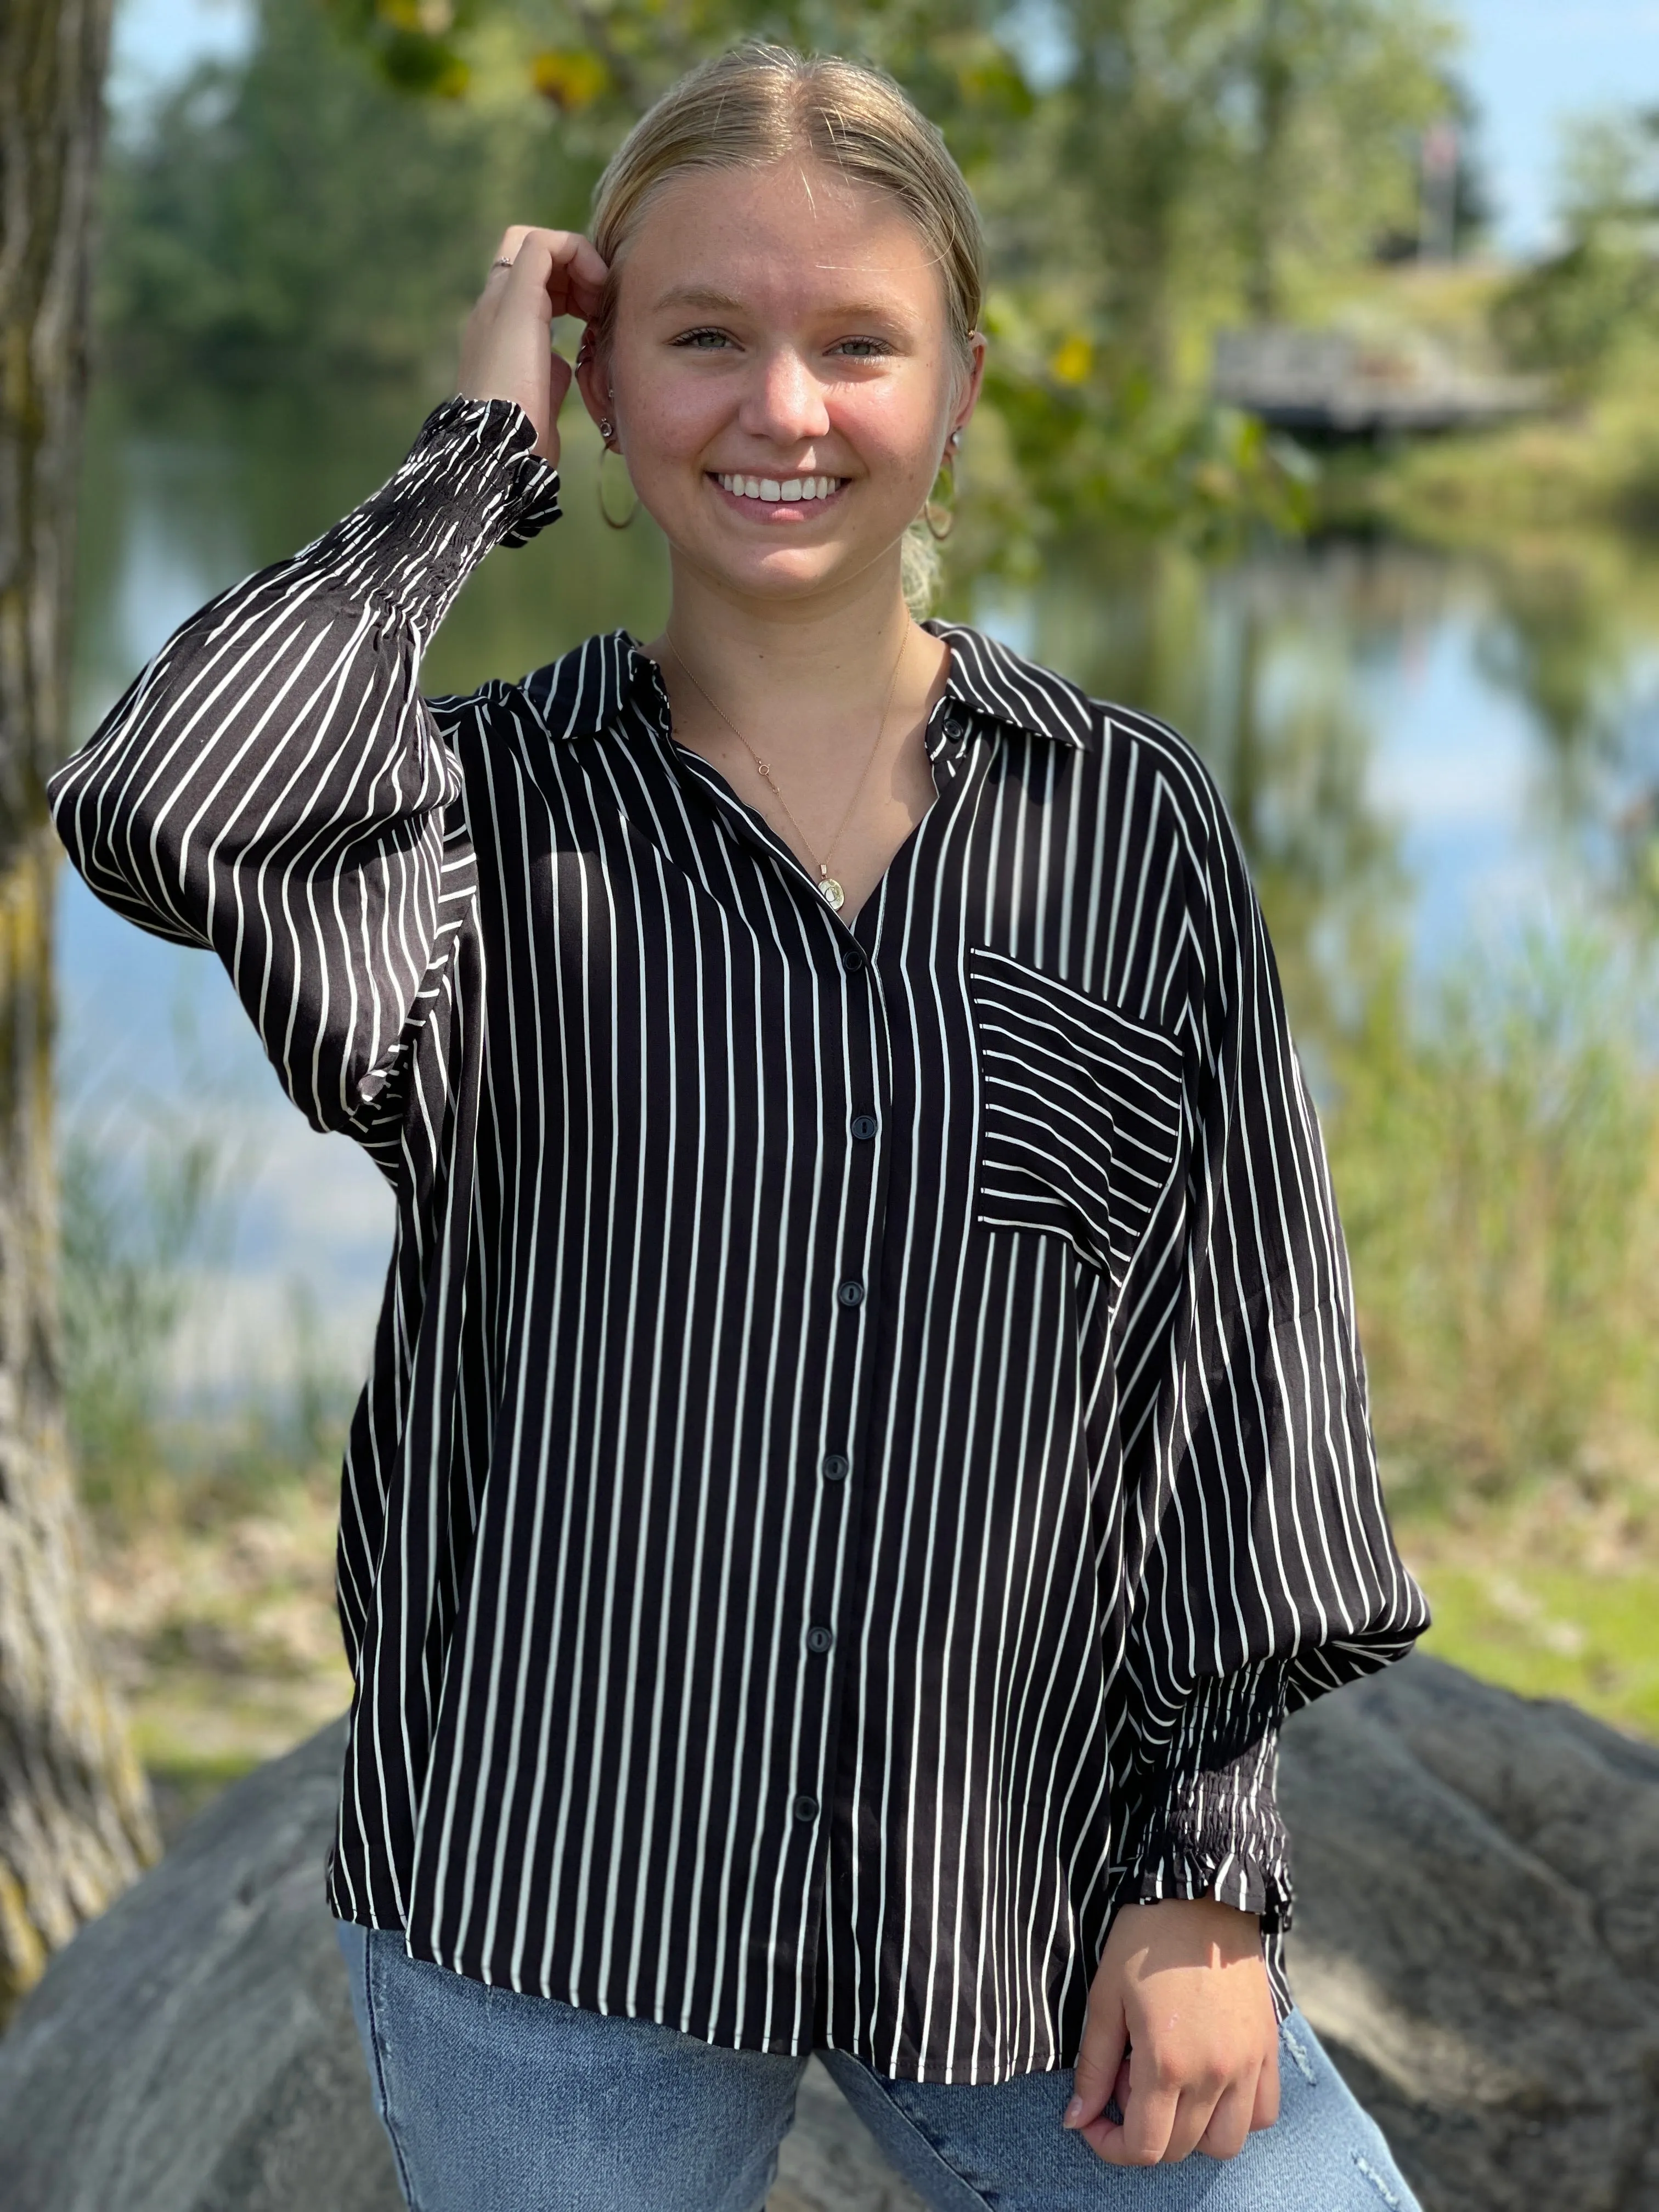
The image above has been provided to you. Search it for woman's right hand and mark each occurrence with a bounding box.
[458,225,610,466]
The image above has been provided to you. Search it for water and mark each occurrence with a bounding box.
[61,376,1659,1393]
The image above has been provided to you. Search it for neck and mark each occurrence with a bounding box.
[648,549,930,746]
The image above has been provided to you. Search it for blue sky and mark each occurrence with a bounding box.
[103,0,1659,255]
[1458,0,1659,249]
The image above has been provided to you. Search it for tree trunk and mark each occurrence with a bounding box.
[1242,0,1294,324]
[0,0,159,2020]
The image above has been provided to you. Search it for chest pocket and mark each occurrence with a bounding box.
[968,946,1186,1292]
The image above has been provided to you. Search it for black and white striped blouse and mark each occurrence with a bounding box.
[50,395,1427,2084]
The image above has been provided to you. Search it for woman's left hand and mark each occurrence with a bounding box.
[1063,1898,1280,2164]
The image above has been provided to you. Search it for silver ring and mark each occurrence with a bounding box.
[492,257,515,272]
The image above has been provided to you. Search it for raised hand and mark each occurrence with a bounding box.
[1064,1898,1281,2165]
[458,225,610,466]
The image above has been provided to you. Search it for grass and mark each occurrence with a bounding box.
[87,1465,354,1846]
[1328,936,1659,1500]
[1318,932,1659,1744]
[1394,1496,1659,1740]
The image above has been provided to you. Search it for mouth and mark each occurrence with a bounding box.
[708,470,849,517]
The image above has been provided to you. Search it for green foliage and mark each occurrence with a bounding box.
[60,1116,238,1517]
[1328,933,1659,1504]
[328,0,485,94]
[1023,0,1456,352]
[964,293,1314,573]
[60,1112,359,1530]
[1492,110,1659,386]
[99,0,1458,545]
[97,0,568,387]
[1493,238,1659,384]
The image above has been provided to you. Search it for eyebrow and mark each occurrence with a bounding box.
[650,282,912,323]
[652,285,746,313]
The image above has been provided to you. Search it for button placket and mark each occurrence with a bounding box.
[791,943,888,1874]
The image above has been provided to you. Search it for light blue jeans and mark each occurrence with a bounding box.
[335,1922,1421,2211]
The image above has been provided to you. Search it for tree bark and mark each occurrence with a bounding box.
[0,0,159,2020]
[1243,0,1294,324]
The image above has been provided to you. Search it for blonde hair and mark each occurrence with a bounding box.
[589,42,983,612]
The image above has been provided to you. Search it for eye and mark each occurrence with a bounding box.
[672,327,735,351]
[832,337,891,359]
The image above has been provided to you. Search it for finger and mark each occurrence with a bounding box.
[541,229,610,322]
[1090,2072,1178,2168]
[1073,2054,1128,2162]
[1064,1995,1127,2133]
[492,228,609,324]
[492,223,537,267]
[1109,2051,1131,2125]
[1196,2075,1256,2162]
[496,244,558,331]
[1163,2079,1228,2164]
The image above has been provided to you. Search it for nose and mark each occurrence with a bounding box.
[737,345,831,447]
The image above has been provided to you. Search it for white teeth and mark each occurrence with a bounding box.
[715,471,840,501]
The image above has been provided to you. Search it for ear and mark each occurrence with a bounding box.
[573,327,615,444]
[949,330,988,445]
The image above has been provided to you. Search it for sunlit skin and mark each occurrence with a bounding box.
[456,162,1280,2166]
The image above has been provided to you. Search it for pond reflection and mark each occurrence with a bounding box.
[62,375,1659,1389]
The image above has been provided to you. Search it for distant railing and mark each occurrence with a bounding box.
[1212,327,1548,437]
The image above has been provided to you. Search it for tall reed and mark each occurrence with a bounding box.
[1327,931,1659,1506]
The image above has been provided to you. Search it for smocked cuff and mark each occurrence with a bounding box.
[1116,1694,1295,2022]
[296,395,562,636]
[1126,1723,1291,1932]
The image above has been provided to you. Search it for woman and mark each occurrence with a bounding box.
[50,41,1429,2212]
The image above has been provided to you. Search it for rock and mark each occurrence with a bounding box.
[1,1655,1655,2211]
[0,1720,403,2212]
[1277,1656,1659,2212]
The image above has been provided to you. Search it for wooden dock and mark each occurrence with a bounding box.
[1212,326,1547,438]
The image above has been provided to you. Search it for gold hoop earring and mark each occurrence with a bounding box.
[597,442,639,531]
[923,453,956,543]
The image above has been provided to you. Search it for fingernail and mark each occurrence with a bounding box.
[1062,2095,1085,2129]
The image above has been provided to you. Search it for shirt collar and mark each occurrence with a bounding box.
[521,622,1094,754]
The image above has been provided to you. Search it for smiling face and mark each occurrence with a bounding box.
[576,157,984,610]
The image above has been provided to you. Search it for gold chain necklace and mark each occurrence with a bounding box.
[662,624,912,912]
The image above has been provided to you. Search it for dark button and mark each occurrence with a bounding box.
[850,1114,879,1141]
[805,1624,835,1655]
[821,1453,850,1482]
[842,945,867,973]
[793,1793,820,1822]
[836,1278,865,1308]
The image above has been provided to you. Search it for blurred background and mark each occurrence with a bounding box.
[71,0,1659,1833]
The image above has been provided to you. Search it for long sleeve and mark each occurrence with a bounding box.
[1115,759,1430,1951]
[47,396,560,1135]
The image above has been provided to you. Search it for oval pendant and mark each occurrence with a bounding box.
[819,876,846,911]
